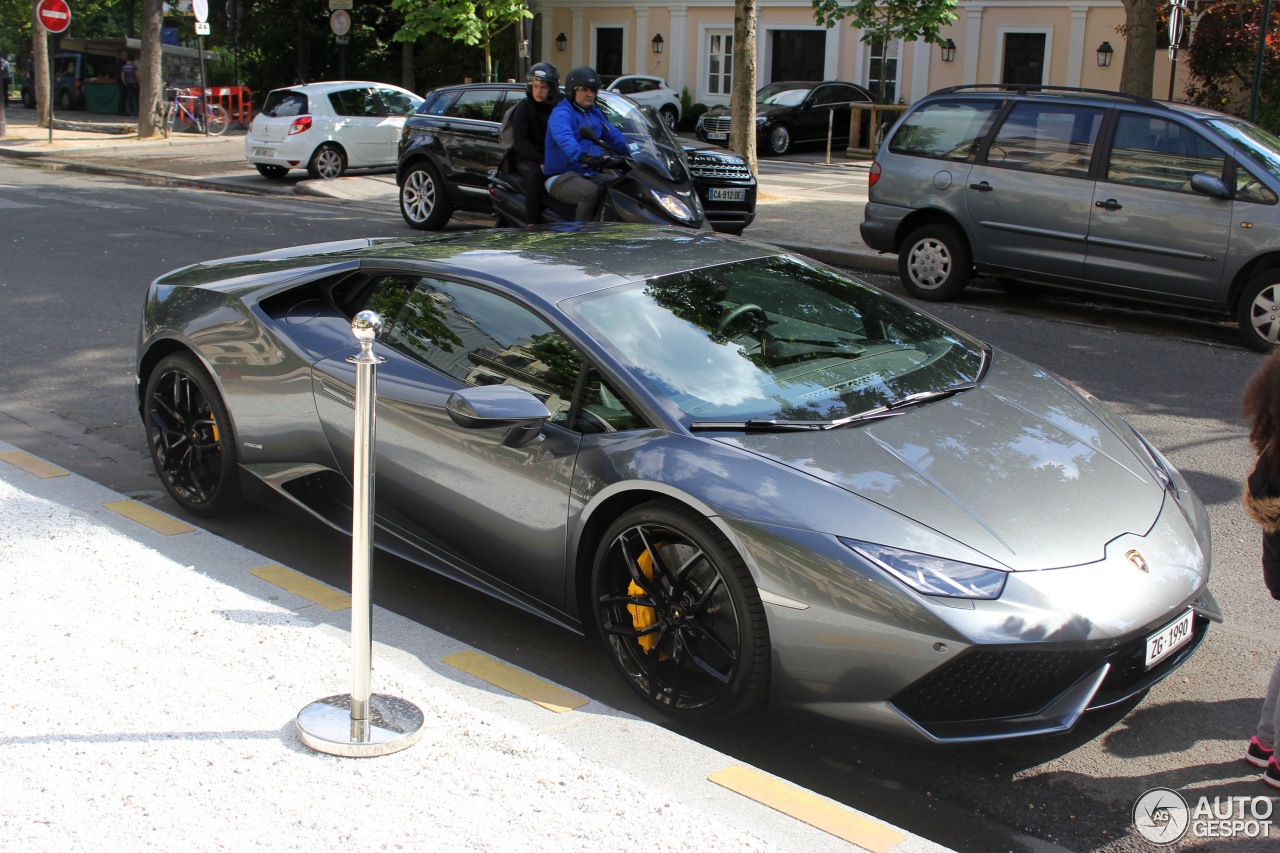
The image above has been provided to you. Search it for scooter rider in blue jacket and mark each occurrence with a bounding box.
[545,66,630,221]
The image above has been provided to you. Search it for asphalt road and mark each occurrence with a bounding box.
[1,159,1276,852]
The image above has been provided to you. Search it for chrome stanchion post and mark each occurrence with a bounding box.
[295,311,425,758]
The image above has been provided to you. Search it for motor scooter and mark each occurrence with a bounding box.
[489,95,708,229]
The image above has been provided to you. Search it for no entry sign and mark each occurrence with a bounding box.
[36,0,71,34]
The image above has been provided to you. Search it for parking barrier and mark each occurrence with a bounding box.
[183,85,253,125]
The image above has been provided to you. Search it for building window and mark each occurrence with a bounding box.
[707,31,733,97]
[864,38,899,104]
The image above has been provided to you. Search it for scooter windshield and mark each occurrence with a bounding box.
[596,91,689,184]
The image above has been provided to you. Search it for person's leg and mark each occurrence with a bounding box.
[1257,656,1280,750]
[547,173,599,222]
[516,161,543,223]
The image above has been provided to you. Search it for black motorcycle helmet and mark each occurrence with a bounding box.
[564,66,602,95]
[526,62,560,101]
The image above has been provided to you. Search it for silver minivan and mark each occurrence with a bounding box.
[861,85,1280,350]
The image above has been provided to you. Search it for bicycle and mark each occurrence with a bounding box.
[162,87,229,138]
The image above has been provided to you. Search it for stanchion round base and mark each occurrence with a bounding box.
[295,693,425,758]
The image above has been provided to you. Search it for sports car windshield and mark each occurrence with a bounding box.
[564,256,988,425]
[598,91,688,183]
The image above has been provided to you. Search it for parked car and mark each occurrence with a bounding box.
[22,52,85,110]
[396,82,756,234]
[697,80,876,156]
[244,81,423,180]
[136,225,1217,741]
[606,74,681,131]
[862,84,1280,351]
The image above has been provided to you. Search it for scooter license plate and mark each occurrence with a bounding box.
[708,188,745,202]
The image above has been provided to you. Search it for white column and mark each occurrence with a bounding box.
[572,6,584,68]
[635,8,649,75]
[963,4,984,84]
[1066,5,1089,88]
[670,5,688,93]
[910,38,931,103]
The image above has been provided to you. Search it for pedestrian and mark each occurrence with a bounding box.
[121,54,139,116]
[0,54,11,107]
[1240,348,1280,790]
[114,51,128,115]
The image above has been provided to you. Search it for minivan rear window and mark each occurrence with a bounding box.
[888,100,1002,162]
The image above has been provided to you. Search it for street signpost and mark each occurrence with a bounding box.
[331,10,351,78]
[36,0,72,143]
[1168,0,1185,101]
[194,0,210,134]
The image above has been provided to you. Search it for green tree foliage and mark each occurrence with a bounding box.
[1185,1,1280,131]
[811,0,956,103]
[391,0,530,83]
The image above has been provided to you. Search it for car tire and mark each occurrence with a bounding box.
[766,124,791,156]
[255,164,288,179]
[1237,270,1280,351]
[659,106,678,132]
[399,161,452,230]
[898,223,972,301]
[143,353,244,517]
[591,500,770,722]
[307,143,346,180]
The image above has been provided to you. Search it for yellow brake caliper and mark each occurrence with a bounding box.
[627,546,659,652]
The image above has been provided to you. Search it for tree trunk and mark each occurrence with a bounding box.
[31,10,49,129]
[730,0,758,175]
[137,0,164,138]
[1119,0,1159,96]
[401,41,415,92]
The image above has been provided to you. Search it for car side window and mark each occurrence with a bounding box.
[376,88,418,117]
[810,85,839,107]
[378,276,643,432]
[330,87,380,117]
[613,79,637,94]
[986,102,1103,178]
[1236,162,1278,204]
[446,89,501,122]
[419,90,456,116]
[888,99,1003,162]
[1106,114,1226,193]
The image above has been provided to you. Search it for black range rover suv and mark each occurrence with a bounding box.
[396,82,757,234]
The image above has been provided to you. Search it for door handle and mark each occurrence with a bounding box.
[1095,198,1122,211]
[968,181,993,192]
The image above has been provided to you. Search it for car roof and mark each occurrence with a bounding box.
[919,84,1237,122]
[269,80,415,96]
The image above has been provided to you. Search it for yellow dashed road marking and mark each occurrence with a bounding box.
[103,500,195,535]
[443,650,588,713]
[249,564,351,611]
[709,765,906,852]
[0,450,69,479]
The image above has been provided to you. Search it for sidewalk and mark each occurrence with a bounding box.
[0,445,949,853]
[0,104,896,273]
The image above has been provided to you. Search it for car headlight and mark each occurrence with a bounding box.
[755,115,770,126]
[840,539,1009,599]
[650,189,696,222]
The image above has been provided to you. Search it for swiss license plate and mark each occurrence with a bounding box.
[706,131,728,141]
[253,147,274,157]
[1144,610,1194,669]
[708,187,746,202]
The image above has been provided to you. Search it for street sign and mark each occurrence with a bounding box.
[329,0,354,10]
[1169,4,1185,50]
[36,0,71,35]
[330,10,351,36]
[193,0,209,24]
[336,34,350,45]
[195,21,210,36]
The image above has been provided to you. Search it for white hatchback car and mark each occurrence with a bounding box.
[245,81,423,180]
[606,75,682,131]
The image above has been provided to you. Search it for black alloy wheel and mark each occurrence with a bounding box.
[592,501,770,721]
[767,124,791,156]
[144,354,243,517]
[399,161,452,230]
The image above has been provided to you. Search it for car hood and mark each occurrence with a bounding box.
[713,354,1165,571]
[703,103,792,121]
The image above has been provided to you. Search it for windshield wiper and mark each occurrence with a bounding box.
[690,418,831,432]
[691,383,980,434]
[886,382,978,411]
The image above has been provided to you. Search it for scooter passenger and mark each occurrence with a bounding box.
[504,62,560,223]
[545,66,629,221]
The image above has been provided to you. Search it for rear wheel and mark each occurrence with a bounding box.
[592,500,770,721]
[1237,270,1280,351]
[143,353,243,517]
[399,161,452,230]
[307,143,346,179]
[255,164,288,179]
[898,223,972,301]
[204,104,229,136]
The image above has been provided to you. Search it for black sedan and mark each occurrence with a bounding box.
[696,80,876,156]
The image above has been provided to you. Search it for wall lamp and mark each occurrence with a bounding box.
[1097,41,1114,67]
[556,32,567,52]
[940,38,956,63]
[651,34,664,54]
